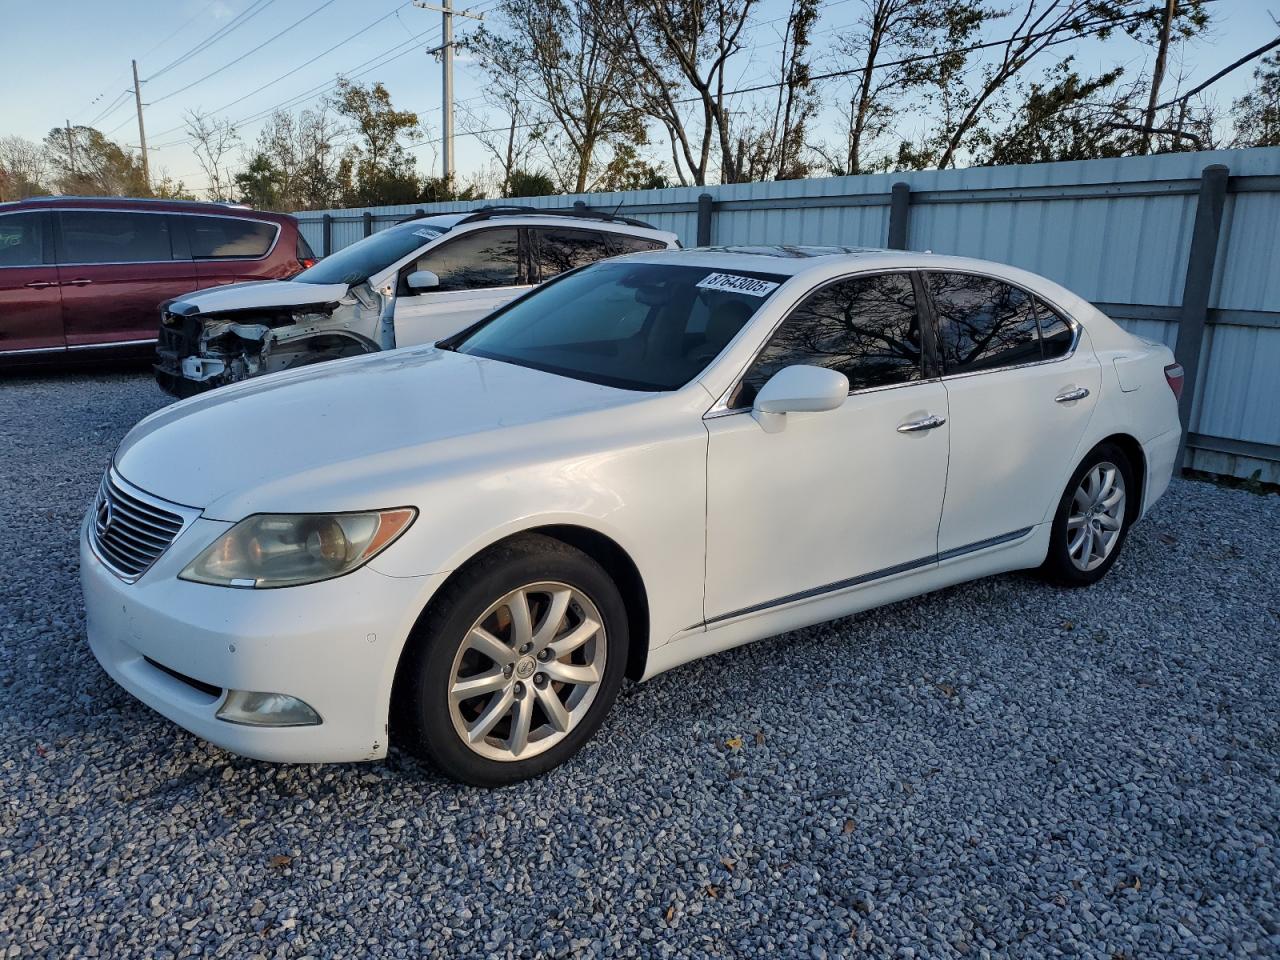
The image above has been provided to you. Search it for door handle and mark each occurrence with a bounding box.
[1055,387,1090,403]
[25,280,55,289]
[897,414,946,433]
[63,278,94,286]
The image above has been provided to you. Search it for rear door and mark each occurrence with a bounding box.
[185,214,284,287]
[926,271,1102,555]
[0,210,64,356]
[54,209,200,349]
[392,227,529,347]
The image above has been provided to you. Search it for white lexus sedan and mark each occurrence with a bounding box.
[81,246,1184,785]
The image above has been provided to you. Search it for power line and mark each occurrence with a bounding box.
[1154,33,1280,109]
[149,0,345,105]
[146,2,415,139]
[147,25,442,150]
[146,0,280,82]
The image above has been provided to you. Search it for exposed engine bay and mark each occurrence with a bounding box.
[155,284,387,397]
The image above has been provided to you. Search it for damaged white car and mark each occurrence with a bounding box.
[154,207,678,396]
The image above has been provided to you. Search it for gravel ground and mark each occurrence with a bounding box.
[1,369,1278,960]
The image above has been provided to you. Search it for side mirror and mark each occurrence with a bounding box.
[406,269,440,292]
[751,364,849,433]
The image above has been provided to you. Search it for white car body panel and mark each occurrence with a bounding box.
[169,279,351,313]
[391,284,532,347]
[86,246,1182,763]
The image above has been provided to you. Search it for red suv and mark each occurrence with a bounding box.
[0,196,315,364]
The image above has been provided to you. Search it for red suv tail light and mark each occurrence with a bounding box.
[298,257,318,269]
[1164,363,1184,400]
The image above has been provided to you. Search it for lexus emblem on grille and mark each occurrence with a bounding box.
[96,494,113,536]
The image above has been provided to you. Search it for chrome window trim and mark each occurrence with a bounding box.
[68,338,157,350]
[920,267,1082,381]
[48,207,281,266]
[0,345,67,356]
[706,266,929,416]
[87,466,202,584]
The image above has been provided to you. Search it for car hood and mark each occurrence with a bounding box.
[170,278,351,315]
[115,347,645,518]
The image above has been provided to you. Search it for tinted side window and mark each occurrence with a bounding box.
[414,228,520,292]
[929,273,1041,373]
[535,228,610,278]
[0,213,44,267]
[56,211,173,264]
[609,234,667,255]
[1036,297,1075,359]
[187,216,277,259]
[739,272,922,404]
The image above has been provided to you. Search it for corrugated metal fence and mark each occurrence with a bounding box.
[294,147,1280,482]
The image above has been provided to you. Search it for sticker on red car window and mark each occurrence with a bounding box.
[695,273,780,297]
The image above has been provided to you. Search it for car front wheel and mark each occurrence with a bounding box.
[393,534,628,786]
[1041,442,1135,586]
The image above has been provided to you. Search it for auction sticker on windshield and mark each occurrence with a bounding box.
[695,273,780,297]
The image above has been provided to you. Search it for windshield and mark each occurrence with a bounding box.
[454,261,786,391]
[294,222,445,285]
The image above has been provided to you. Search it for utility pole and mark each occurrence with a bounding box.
[65,120,76,177]
[413,0,483,183]
[132,59,150,191]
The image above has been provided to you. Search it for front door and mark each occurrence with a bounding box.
[54,209,200,350]
[923,271,1103,555]
[703,271,950,624]
[393,226,531,347]
[0,211,63,356]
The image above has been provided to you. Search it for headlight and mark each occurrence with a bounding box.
[180,509,416,588]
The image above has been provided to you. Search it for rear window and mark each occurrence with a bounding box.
[56,210,173,264]
[186,216,277,259]
[609,234,668,255]
[0,212,44,267]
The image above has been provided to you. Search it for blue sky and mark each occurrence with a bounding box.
[3,0,1272,195]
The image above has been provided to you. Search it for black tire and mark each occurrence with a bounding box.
[1040,441,1136,587]
[392,533,629,786]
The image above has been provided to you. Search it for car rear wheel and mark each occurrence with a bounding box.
[393,534,628,786]
[1041,442,1135,586]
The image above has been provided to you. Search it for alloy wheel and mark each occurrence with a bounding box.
[1067,461,1126,571]
[447,582,607,762]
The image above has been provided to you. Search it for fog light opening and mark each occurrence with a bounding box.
[216,690,322,727]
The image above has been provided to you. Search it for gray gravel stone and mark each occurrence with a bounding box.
[1,369,1278,959]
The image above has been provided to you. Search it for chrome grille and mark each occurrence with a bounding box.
[90,472,187,581]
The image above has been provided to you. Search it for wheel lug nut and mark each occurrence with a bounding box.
[537,649,551,661]
[519,643,532,654]
[503,664,514,678]
[534,673,546,686]
[514,682,525,697]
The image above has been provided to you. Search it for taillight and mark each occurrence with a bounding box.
[1164,363,1184,400]
[299,257,318,269]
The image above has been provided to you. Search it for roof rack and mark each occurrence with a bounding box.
[17,195,255,210]
[400,202,656,230]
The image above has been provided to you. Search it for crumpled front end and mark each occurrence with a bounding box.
[154,289,384,397]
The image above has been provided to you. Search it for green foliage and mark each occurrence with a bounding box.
[504,169,558,197]
[42,125,148,196]
[1232,52,1280,148]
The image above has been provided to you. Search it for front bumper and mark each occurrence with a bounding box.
[80,512,440,763]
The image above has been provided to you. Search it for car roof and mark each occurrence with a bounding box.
[401,210,675,238]
[0,195,295,222]
[612,244,1044,279]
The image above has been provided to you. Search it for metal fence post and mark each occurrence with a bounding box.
[887,182,911,249]
[362,211,373,237]
[321,214,332,257]
[696,193,715,246]
[1173,163,1229,468]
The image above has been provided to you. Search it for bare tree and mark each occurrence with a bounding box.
[463,28,550,195]
[480,0,641,194]
[603,0,760,185]
[0,136,49,200]
[184,109,241,200]
[825,0,990,175]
